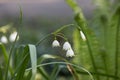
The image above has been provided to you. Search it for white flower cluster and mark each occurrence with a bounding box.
[0,31,19,44]
[63,42,75,57]
[52,40,75,57]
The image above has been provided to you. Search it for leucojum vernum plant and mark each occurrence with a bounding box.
[0,16,94,80]
[1,0,120,80]
[0,22,94,80]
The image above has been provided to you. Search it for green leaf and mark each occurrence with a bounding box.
[28,44,37,80]
[73,29,90,67]
[13,46,25,69]
[0,43,8,65]
[0,66,3,80]
[12,44,37,80]
[66,0,100,79]
[111,5,120,79]
[93,0,111,12]
[37,67,50,80]
[19,5,23,24]
[37,54,59,80]
[0,43,13,80]
[24,71,32,80]
[36,62,94,80]
[31,54,81,80]
[14,46,30,80]
[50,64,60,80]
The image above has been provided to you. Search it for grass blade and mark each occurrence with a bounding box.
[14,46,29,80]
[0,43,13,80]
[0,43,8,65]
[28,44,37,80]
[12,44,37,80]
[0,66,3,80]
[37,67,50,80]
[26,62,94,80]
[24,71,32,80]
[50,64,59,80]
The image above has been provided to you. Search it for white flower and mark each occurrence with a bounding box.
[63,41,71,50]
[66,49,75,57]
[80,31,86,41]
[0,36,8,43]
[52,40,60,47]
[9,31,19,42]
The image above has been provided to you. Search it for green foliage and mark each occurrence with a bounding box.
[66,0,120,80]
[0,24,93,80]
[0,0,120,80]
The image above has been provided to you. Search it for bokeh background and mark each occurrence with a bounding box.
[0,0,94,55]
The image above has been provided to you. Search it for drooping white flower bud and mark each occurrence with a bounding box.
[63,41,71,51]
[52,40,60,47]
[66,49,75,57]
[80,31,86,41]
[9,31,19,42]
[0,36,8,43]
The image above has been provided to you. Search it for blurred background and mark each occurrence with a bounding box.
[0,0,94,31]
[0,0,94,55]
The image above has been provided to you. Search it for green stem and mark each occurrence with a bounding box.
[115,11,120,80]
[10,53,29,80]
[52,24,74,35]
[0,44,8,64]
[55,34,68,41]
[5,34,19,80]
[36,24,74,46]
[26,62,94,80]
[84,31,100,80]
[102,54,109,80]
[102,20,109,80]
[5,5,22,79]
[53,67,61,79]
[36,34,52,46]
[76,70,119,79]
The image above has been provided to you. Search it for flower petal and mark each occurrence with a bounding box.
[66,49,75,57]
[63,41,71,50]
[52,40,60,47]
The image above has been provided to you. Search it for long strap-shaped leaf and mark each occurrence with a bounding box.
[0,43,8,65]
[28,44,37,80]
[65,0,99,80]
[12,44,37,80]
[13,46,30,80]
